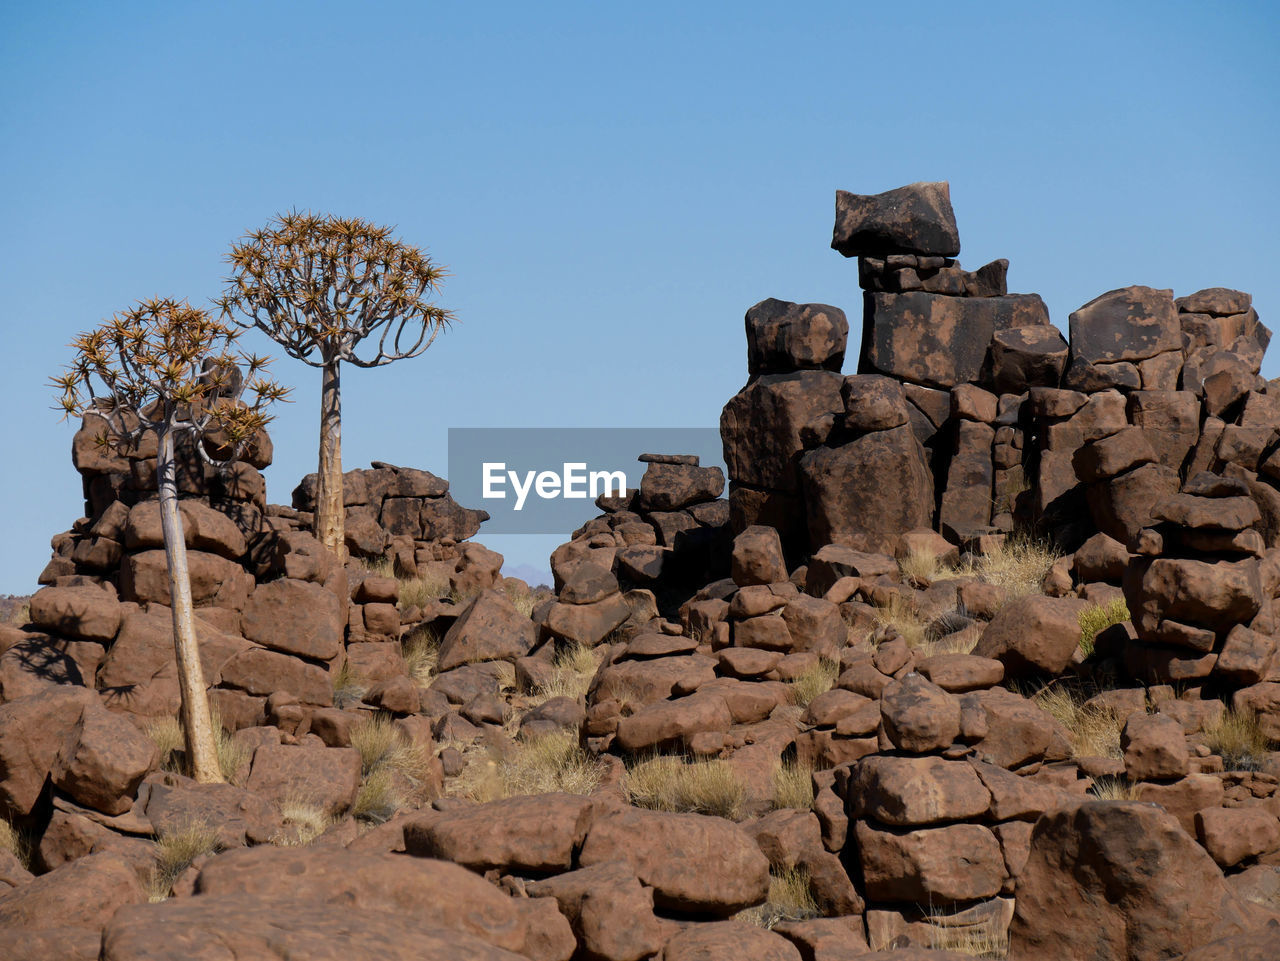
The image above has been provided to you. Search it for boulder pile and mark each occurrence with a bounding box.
[3,181,1280,960]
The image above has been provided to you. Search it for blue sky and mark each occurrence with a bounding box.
[1,1,1277,592]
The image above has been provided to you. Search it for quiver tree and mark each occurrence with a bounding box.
[54,299,287,783]
[219,213,452,558]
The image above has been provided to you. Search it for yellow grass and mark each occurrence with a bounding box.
[772,758,815,811]
[0,818,31,870]
[1078,597,1130,658]
[1205,707,1272,771]
[147,819,221,902]
[1032,685,1124,760]
[529,643,601,704]
[271,798,332,847]
[401,627,440,687]
[453,729,603,802]
[1090,775,1140,801]
[870,595,929,650]
[331,660,369,709]
[625,754,746,820]
[349,714,432,822]
[786,658,839,708]
[960,534,1062,602]
[928,919,1010,959]
[734,868,819,928]
[145,709,248,783]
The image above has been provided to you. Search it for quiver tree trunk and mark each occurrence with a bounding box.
[157,428,224,783]
[315,357,346,559]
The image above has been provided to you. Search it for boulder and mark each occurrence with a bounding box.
[0,850,144,932]
[862,291,1050,389]
[27,585,122,643]
[972,594,1086,677]
[579,806,770,916]
[1121,713,1189,782]
[218,647,332,706]
[635,462,725,512]
[437,590,537,671]
[525,860,670,961]
[831,182,960,257]
[614,691,733,753]
[54,697,158,815]
[1010,801,1254,961]
[880,674,961,753]
[842,374,910,431]
[664,921,802,961]
[0,686,97,815]
[847,755,991,826]
[745,298,849,376]
[240,578,343,660]
[1196,807,1280,869]
[800,425,933,554]
[545,593,631,648]
[854,820,1005,903]
[243,741,360,817]
[1069,286,1182,365]
[403,793,594,874]
[731,525,787,587]
[988,324,1069,393]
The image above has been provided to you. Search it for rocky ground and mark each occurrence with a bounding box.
[2,181,1280,960]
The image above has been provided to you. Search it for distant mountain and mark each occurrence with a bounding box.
[504,563,553,589]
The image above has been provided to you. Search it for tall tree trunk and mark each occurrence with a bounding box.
[315,357,346,559]
[157,428,223,784]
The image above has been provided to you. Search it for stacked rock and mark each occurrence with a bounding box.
[546,453,730,619]
[1121,472,1274,689]
[291,461,488,575]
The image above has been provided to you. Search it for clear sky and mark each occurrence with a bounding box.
[2,1,1277,592]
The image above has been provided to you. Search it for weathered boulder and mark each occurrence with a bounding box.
[731,525,788,586]
[1069,286,1182,365]
[0,850,144,932]
[745,298,849,376]
[614,691,734,753]
[1010,802,1257,961]
[972,594,1087,676]
[243,741,360,817]
[438,590,537,671]
[404,793,594,874]
[722,370,844,493]
[635,462,725,512]
[664,921,802,961]
[800,425,933,554]
[27,585,122,643]
[831,182,960,257]
[847,756,991,826]
[579,806,770,916]
[240,577,343,660]
[1121,713,1189,781]
[526,860,670,961]
[854,820,1005,903]
[880,674,961,753]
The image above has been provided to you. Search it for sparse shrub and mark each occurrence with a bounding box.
[625,754,746,820]
[1205,707,1272,771]
[735,868,819,928]
[926,912,1010,959]
[331,661,368,709]
[1090,775,1140,801]
[786,658,839,708]
[1078,597,1129,658]
[503,580,540,619]
[148,819,221,901]
[272,797,332,846]
[401,627,440,687]
[772,758,815,811]
[1031,684,1125,760]
[358,555,395,579]
[871,596,928,650]
[396,571,453,611]
[349,714,431,822]
[530,643,600,704]
[454,729,603,802]
[147,711,247,783]
[961,535,1061,602]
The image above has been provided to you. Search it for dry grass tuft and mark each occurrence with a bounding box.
[147,819,221,901]
[401,627,440,687]
[1090,776,1140,801]
[871,596,929,650]
[1032,685,1125,760]
[1205,707,1273,771]
[1078,597,1130,658]
[397,571,454,610]
[787,658,839,708]
[735,868,819,928]
[625,754,746,820]
[349,714,432,822]
[454,729,603,802]
[0,818,31,869]
[772,758,815,811]
[145,710,247,784]
[331,661,369,709]
[961,535,1062,602]
[927,917,1010,959]
[899,548,946,588]
[272,798,332,846]
[529,643,601,704]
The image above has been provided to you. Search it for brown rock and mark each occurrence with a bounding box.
[881,674,961,753]
[614,691,733,753]
[917,653,1004,692]
[241,578,342,660]
[746,299,849,377]
[1122,713,1189,781]
[636,462,725,512]
[847,755,992,826]
[1195,807,1280,868]
[439,589,537,671]
[218,647,332,706]
[526,860,669,961]
[832,181,960,257]
[664,921,801,961]
[404,793,594,873]
[544,592,631,648]
[27,585,122,643]
[842,374,910,431]
[55,698,157,815]
[855,820,1005,903]
[244,741,360,817]
[732,525,788,587]
[0,850,143,932]
[1010,801,1249,961]
[579,806,770,916]
[972,594,1087,677]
